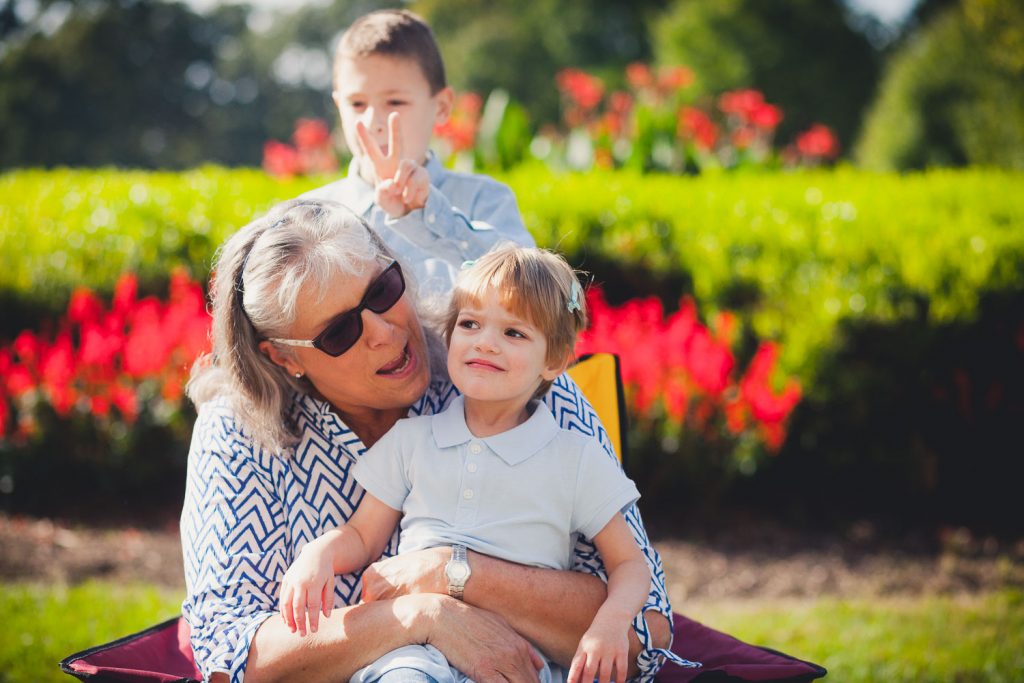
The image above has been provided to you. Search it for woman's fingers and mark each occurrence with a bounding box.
[321,581,333,619]
[597,655,614,683]
[279,583,295,631]
[567,652,585,683]
[292,590,309,636]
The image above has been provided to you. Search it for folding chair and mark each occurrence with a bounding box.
[60,353,826,682]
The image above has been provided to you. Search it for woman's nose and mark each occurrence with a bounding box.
[361,309,397,348]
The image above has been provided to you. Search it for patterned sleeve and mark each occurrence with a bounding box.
[180,399,290,683]
[543,374,701,681]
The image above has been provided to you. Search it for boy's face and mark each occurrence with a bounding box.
[447,289,565,413]
[333,54,453,179]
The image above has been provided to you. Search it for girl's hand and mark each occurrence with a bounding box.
[567,617,630,683]
[278,539,336,637]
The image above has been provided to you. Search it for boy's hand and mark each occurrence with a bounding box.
[567,617,630,683]
[278,539,335,637]
[356,113,430,219]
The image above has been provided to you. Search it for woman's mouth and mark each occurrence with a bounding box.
[377,344,415,377]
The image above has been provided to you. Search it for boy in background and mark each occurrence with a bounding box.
[304,9,534,299]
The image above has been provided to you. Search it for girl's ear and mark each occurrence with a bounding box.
[542,350,573,381]
[433,87,454,126]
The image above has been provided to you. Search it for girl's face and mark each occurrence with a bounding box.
[447,288,565,412]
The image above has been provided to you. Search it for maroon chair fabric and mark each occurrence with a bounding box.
[60,612,825,682]
[660,613,826,682]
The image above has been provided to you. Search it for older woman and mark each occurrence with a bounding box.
[181,199,675,683]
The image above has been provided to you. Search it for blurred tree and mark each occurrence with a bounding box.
[414,0,666,127]
[651,0,880,153]
[0,0,220,168]
[855,0,1024,170]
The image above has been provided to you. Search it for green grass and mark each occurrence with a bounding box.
[0,581,183,683]
[685,590,1024,682]
[1,581,1021,683]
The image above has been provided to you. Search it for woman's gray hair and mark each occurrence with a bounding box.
[187,198,447,454]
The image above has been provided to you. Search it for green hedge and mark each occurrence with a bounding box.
[3,165,1022,381]
[3,166,1023,526]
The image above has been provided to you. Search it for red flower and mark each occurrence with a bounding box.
[626,62,653,90]
[796,124,840,159]
[262,140,301,178]
[113,274,138,317]
[718,89,765,120]
[750,103,783,130]
[292,118,331,150]
[68,288,104,325]
[110,385,139,423]
[657,65,694,92]
[678,107,718,151]
[557,68,605,111]
[13,330,40,364]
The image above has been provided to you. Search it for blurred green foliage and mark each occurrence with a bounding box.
[855,0,1024,170]
[650,0,879,150]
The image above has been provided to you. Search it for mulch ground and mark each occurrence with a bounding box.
[2,513,1023,603]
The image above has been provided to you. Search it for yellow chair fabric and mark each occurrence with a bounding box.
[566,353,627,466]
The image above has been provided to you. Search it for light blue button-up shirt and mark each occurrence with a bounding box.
[353,395,641,570]
[302,154,535,301]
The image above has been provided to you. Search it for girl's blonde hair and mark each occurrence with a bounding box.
[443,244,588,398]
[187,199,446,453]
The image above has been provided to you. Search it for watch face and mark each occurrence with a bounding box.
[448,564,469,581]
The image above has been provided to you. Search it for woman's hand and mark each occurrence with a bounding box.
[421,594,544,683]
[361,546,449,601]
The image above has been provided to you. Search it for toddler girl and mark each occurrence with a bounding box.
[280,244,651,683]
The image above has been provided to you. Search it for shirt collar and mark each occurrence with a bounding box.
[347,151,445,217]
[432,395,560,466]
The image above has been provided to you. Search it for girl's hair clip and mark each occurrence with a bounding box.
[460,260,476,270]
[567,280,583,314]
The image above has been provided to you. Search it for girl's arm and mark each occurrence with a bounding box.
[279,493,401,636]
[567,513,651,683]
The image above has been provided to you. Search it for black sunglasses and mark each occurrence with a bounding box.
[269,260,406,357]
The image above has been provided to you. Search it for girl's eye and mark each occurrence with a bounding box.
[387,99,408,107]
[350,101,366,111]
[457,319,478,329]
[505,328,526,339]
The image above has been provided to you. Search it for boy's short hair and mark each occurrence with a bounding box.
[444,245,588,399]
[335,9,447,94]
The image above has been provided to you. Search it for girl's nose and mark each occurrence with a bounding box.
[474,330,499,353]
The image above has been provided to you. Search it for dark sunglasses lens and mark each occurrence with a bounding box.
[317,314,361,357]
[365,264,405,313]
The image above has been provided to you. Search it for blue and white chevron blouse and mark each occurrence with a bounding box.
[180,373,685,683]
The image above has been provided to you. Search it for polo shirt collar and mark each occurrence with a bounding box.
[432,395,560,466]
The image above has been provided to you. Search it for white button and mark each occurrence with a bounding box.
[469,443,482,454]
[427,213,436,224]
[463,489,474,500]
[467,463,478,473]
[459,240,469,250]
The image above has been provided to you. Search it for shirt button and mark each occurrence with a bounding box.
[463,489,474,500]
[459,240,469,250]
[467,463,478,473]
[469,443,482,454]
[427,213,436,224]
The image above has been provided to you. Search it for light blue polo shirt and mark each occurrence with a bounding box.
[352,395,641,571]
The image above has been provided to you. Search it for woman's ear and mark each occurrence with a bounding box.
[258,340,304,378]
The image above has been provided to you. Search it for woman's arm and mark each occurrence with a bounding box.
[245,593,544,683]
[360,548,670,675]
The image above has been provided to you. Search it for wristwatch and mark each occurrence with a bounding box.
[444,543,471,600]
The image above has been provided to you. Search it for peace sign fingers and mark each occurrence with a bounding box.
[356,112,404,184]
